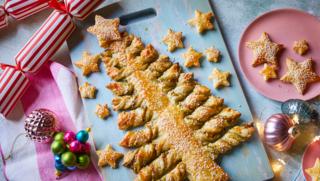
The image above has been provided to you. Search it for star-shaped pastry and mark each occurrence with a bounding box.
[306,158,320,181]
[74,51,100,76]
[246,32,283,67]
[293,40,309,55]
[162,29,184,52]
[182,47,203,67]
[259,63,277,81]
[87,15,121,47]
[188,10,214,33]
[280,58,320,94]
[97,144,123,168]
[95,104,110,119]
[209,68,231,89]
[205,47,220,62]
[79,82,96,99]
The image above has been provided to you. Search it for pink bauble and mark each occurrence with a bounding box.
[81,143,91,154]
[69,140,82,153]
[64,131,76,144]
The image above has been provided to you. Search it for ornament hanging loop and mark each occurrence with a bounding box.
[5,132,27,160]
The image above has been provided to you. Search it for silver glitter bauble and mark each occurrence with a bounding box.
[24,109,58,143]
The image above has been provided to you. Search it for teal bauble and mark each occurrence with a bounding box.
[61,151,76,167]
[76,130,89,143]
[54,132,65,142]
[77,154,90,169]
[51,140,65,155]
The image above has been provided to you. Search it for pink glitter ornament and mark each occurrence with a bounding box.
[24,109,58,143]
[64,131,76,144]
[69,140,82,153]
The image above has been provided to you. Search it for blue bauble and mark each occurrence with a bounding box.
[67,166,77,171]
[76,130,89,143]
[281,99,318,123]
[54,155,62,164]
[55,162,66,171]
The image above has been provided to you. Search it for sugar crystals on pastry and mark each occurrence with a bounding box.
[246,32,283,67]
[87,15,121,47]
[97,144,123,168]
[188,10,214,33]
[162,29,184,52]
[95,104,110,119]
[280,58,320,94]
[293,39,309,55]
[259,63,277,81]
[205,47,220,62]
[74,51,100,76]
[209,68,231,88]
[182,47,202,67]
[79,82,96,99]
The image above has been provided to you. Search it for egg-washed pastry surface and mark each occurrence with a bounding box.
[280,58,320,94]
[246,32,283,67]
[90,16,255,181]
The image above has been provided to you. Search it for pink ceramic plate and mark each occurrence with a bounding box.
[302,140,320,181]
[239,9,320,102]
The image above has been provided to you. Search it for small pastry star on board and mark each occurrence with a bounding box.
[162,29,184,52]
[97,144,123,168]
[209,68,231,88]
[246,32,283,67]
[74,51,100,76]
[259,63,277,81]
[87,15,121,47]
[79,82,96,99]
[188,10,214,33]
[182,47,203,67]
[280,58,320,94]
[205,47,220,62]
[95,104,110,119]
[306,158,320,181]
[293,39,309,55]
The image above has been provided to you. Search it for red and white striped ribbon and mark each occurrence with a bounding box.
[0,0,49,29]
[16,0,101,73]
[0,0,101,117]
[0,66,29,117]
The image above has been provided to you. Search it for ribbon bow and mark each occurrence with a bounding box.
[0,0,102,117]
[0,0,49,29]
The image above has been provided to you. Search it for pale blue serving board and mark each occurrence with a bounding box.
[67,0,273,180]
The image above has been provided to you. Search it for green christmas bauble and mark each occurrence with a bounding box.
[61,151,76,167]
[51,140,65,155]
[54,132,65,142]
[77,154,90,169]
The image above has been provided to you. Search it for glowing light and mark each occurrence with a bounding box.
[313,136,320,142]
[271,159,286,175]
[255,120,264,136]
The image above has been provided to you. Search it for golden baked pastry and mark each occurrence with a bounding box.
[246,32,283,67]
[87,15,121,47]
[306,158,320,181]
[259,63,277,81]
[95,104,110,119]
[162,29,184,52]
[293,40,309,55]
[188,10,214,33]
[90,17,256,181]
[182,47,202,68]
[280,58,320,94]
[79,82,96,99]
[205,47,220,62]
[208,68,231,89]
[74,51,100,76]
[97,144,123,168]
